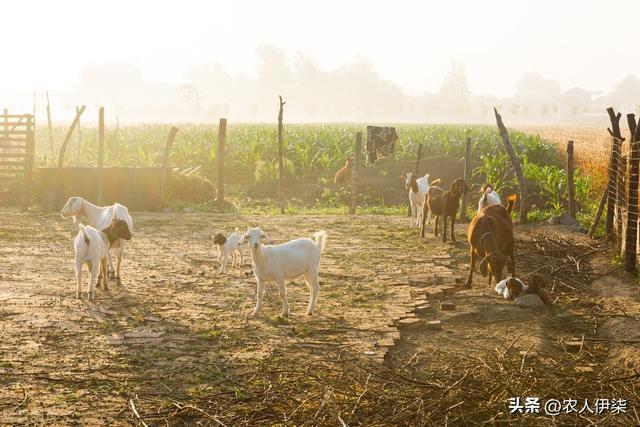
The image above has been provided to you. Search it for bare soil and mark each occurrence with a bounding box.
[0,210,638,425]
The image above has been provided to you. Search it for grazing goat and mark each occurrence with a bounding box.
[478,183,501,213]
[420,178,468,242]
[465,194,517,287]
[242,227,326,317]
[61,197,134,285]
[334,157,353,184]
[213,228,244,273]
[74,219,131,300]
[402,172,431,227]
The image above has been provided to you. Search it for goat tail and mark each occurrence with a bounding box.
[78,223,90,245]
[429,178,441,187]
[507,194,517,214]
[313,231,327,254]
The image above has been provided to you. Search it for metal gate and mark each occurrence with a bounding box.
[0,112,35,210]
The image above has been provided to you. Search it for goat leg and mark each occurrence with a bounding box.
[465,249,475,288]
[250,279,266,317]
[101,258,109,291]
[442,214,447,242]
[420,203,428,237]
[509,253,516,276]
[451,215,456,242]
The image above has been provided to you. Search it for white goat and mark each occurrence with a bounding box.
[213,228,244,273]
[402,172,431,227]
[495,276,549,308]
[478,184,502,213]
[74,224,109,300]
[61,197,134,285]
[243,227,326,317]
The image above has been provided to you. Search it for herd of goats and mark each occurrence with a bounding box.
[58,169,551,318]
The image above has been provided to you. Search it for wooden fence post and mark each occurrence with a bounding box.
[606,108,623,239]
[460,136,472,220]
[21,115,35,212]
[589,189,608,238]
[494,108,528,223]
[97,107,105,205]
[55,106,86,206]
[158,126,179,211]
[617,154,627,254]
[278,96,286,214]
[2,109,6,157]
[350,132,362,215]
[624,114,639,273]
[46,91,54,161]
[407,143,423,216]
[567,140,576,218]
[75,106,82,164]
[217,118,227,211]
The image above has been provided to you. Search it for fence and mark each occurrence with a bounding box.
[0,111,35,210]
[589,108,639,273]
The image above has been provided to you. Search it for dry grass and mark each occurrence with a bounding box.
[516,126,631,194]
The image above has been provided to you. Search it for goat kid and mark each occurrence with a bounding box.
[74,219,131,300]
[496,275,551,308]
[243,227,326,317]
[61,197,134,285]
[478,183,501,213]
[213,228,244,273]
[421,178,468,242]
[402,172,431,227]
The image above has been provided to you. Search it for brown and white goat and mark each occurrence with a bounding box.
[334,157,353,184]
[465,194,516,287]
[420,178,468,242]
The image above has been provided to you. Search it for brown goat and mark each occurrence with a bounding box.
[420,178,468,242]
[334,157,353,184]
[465,194,516,287]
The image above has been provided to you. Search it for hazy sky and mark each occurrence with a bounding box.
[1,0,636,97]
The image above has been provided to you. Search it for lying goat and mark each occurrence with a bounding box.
[466,194,516,287]
[402,172,431,227]
[61,197,134,285]
[74,219,132,300]
[213,228,244,273]
[421,178,468,242]
[478,183,501,213]
[243,227,327,317]
[496,275,551,307]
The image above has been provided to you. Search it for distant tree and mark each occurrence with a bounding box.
[560,87,592,116]
[176,83,202,110]
[437,61,470,114]
[514,73,561,114]
[609,74,640,113]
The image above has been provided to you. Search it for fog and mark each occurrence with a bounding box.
[2,0,639,124]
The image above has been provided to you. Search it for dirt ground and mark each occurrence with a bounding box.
[0,209,638,425]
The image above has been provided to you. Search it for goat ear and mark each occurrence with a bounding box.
[260,233,268,241]
[400,174,406,179]
[240,234,248,243]
[479,257,489,277]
